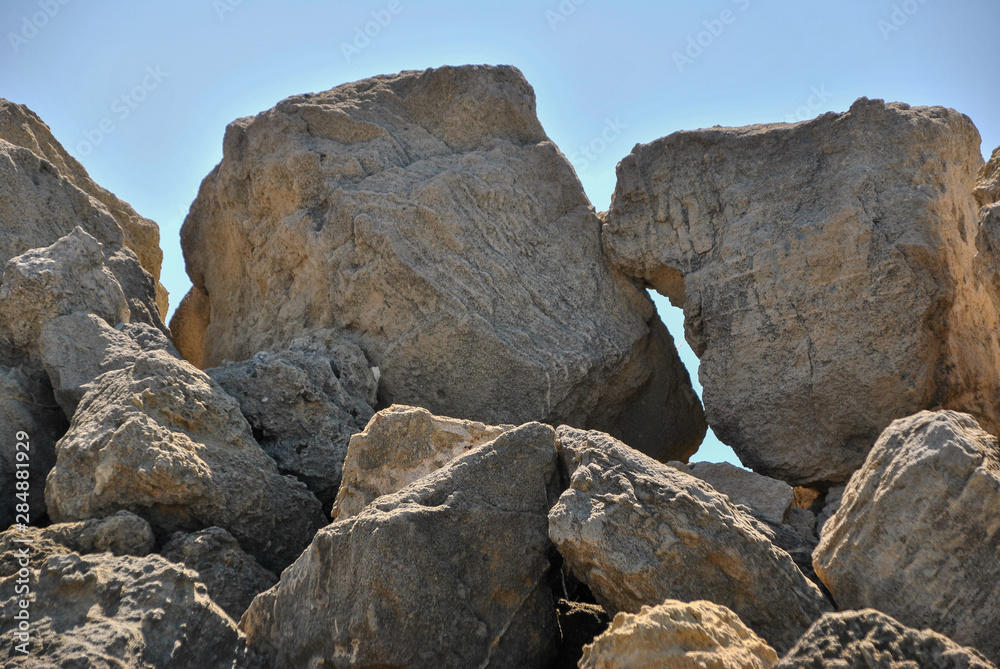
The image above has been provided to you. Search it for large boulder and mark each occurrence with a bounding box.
[775,610,997,669]
[170,64,705,462]
[332,403,509,519]
[44,349,326,573]
[207,329,377,513]
[603,97,999,485]
[241,421,561,668]
[0,551,253,668]
[580,600,779,669]
[549,427,830,653]
[813,410,1000,664]
[0,98,167,315]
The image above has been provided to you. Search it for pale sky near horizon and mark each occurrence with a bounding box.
[2,0,997,466]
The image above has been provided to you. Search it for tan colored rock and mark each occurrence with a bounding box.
[0,99,166,315]
[776,609,997,669]
[604,97,999,485]
[241,421,561,668]
[171,64,705,462]
[580,600,778,669]
[975,145,1000,207]
[44,349,326,573]
[332,404,509,519]
[813,410,1000,664]
[549,427,830,653]
[678,460,794,523]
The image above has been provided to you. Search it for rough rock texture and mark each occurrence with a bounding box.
[44,349,326,573]
[814,485,846,538]
[41,312,176,417]
[813,410,1000,663]
[549,427,830,653]
[776,610,997,669]
[604,97,998,485]
[580,600,779,669]
[162,527,277,622]
[207,329,377,513]
[975,146,1000,207]
[171,64,706,462]
[333,403,509,519]
[673,460,794,523]
[0,552,253,668]
[741,507,823,590]
[241,421,561,668]
[0,98,167,314]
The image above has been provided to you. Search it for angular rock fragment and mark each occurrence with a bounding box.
[673,460,794,523]
[549,427,830,653]
[44,349,326,573]
[207,330,377,513]
[171,64,705,461]
[975,145,1000,207]
[775,609,997,669]
[580,600,779,669]
[242,421,561,668]
[813,410,1000,663]
[333,403,509,519]
[604,97,999,485]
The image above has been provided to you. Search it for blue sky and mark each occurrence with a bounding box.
[2,0,997,465]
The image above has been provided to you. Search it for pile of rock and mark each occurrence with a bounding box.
[2,64,1000,668]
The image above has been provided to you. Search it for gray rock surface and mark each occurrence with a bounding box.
[241,421,561,668]
[44,349,326,573]
[673,460,794,523]
[333,403,509,520]
[0,551,254,668]
[604,97,999,485]
[975,145,1000,207]
[162,527,277,622]
[813,410,1000,663]
[207,329,377,513]
[775,609,997,669]
[549,427,830,653]
[171,64,705,462]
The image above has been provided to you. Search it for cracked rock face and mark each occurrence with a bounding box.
[813,411,1000,664]
[171,64,705,462]
[604,97,1000,485]
[241,421,561,668]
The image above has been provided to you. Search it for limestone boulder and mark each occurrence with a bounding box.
[207,329,377,513]
[332,403,509,519]
[775,610,997,669]
[604,97,998,485]
[241,421,561,668]
[162,527,277,622]
[44,349,326,573]
[0,99,166,314]
[580,600,779,669]
[813,410,1000,663]
[0,552,254,668]
[673,460,794,524]
[549,427,830,653]
[171,64,705,462]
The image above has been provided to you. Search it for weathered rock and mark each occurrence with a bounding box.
[553,600,611,669]
[44,349,326,573]
[241,421,561,668]
[813,410,1000,663]
[975,145,1000,207]
[207,329,377,513]
[0,98,166,314]
[332,403,509,519]
[775,609,997,669]
[814,485,845,538]
[0,552,254,668]
[162,527,277,622]
[0,511,154,576]
[604,97,999,485]
[740,507,823,591]
[785,507,816,542]
[0,365,64,527]
[549,427,830,653]
[171,64,706,462]
[580,600,779,669]
[673,460,794,523]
